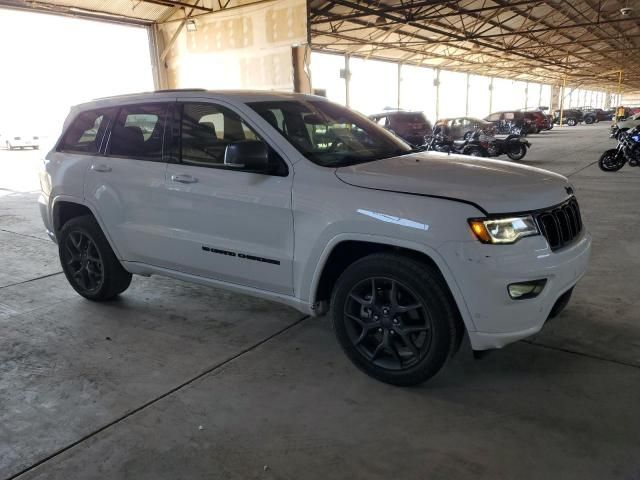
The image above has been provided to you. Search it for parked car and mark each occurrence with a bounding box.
[579,108,609,124]
[4,133,40,150]
[433,117,495,140]
[484,111,532,135]
[369,110,432,147]
[544,114,554,130]
[553,109,583,126]
[521,110,548,133]
[40,90,591,386]
[610,113,640,139]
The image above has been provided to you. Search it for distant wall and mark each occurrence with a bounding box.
[156,0,307,91]
[621,92,640,107]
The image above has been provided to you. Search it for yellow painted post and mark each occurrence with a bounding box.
[559,75,566,127]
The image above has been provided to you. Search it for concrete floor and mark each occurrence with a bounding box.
[1,124,640,479]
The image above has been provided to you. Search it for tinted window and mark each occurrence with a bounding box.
[181,103,265,168]
[486,113,500,122]
[108,104,166,161]
[59,110,108,154]
[248,100,412,167]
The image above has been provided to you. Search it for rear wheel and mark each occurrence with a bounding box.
[58,215,132,300]
[567,118,577,126]
[584,116,594,124]
[506,143,527,161]
[330,254,461,386]
[598,149,625,172]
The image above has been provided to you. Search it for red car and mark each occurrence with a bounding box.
[522,110,548,133]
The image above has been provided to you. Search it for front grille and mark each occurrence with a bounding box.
[535,197,582,251]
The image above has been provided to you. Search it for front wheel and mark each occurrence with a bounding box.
[598,149,626,172]
[330,254,462,386]
[506,143,528,161]
[58,215,132,300]
[584,116,594,124]
[567,118,577,126]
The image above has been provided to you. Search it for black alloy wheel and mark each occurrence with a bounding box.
[343,277,432,371]
[63,231,104,295]
[58,215,132,300]
[331,254,461,386]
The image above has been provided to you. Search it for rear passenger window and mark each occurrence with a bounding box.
[108,104,166,161]
[181,103,259,167]
[59,110,107,154]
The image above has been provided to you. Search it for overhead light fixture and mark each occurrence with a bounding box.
[186,19,197,32]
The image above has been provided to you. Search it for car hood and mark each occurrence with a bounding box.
[335,151,571,214]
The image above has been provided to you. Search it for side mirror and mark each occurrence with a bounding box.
[224,140,270,172]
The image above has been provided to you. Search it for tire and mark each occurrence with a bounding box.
[58,215,132,301]
[567,118,577,126]
[506,143,527,161]
[584,116,594,124]
[598,149,625,172]
[330,253,462,386]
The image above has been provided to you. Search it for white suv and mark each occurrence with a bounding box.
[39,90,591,386]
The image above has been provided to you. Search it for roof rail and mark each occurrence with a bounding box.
[153,88,208,93]
[92,88,207,101]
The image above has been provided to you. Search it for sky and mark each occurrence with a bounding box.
[0,8,154,138]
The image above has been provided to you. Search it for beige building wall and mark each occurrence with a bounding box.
[621,92,640,107]
[156,0,307,92]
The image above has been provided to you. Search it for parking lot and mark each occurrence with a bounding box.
[1,123,639,479]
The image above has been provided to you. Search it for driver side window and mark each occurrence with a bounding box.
[180,103,259,168]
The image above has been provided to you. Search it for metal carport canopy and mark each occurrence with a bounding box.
[308,0,640,92]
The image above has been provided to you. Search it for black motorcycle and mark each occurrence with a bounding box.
[424,131,488,157]
[485,133,531,161]
[599,125,640,172]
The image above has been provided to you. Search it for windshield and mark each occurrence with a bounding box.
[247,100,413,167]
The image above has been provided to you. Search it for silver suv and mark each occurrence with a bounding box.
[40,90,591,385]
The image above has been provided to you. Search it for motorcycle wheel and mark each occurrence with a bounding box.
[506,143,527,161]
[598,149,625,172]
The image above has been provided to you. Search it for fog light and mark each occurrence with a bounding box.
[508,279,547,300]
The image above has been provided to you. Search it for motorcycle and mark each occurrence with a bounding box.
[425,129,530,161]
[485,133,531,161]
[599,125,640,172]
[423,130,489,157]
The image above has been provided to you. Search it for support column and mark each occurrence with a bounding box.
[465,73,470,116]
[344,55,351,108]
[397,63,402,109]
[148,24,169,90]
[488,77,494,114]
[434,68,440,120]
[292,45,312,94]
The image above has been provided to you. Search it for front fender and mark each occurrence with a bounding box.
[307,233,478,332]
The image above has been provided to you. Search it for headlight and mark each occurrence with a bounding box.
[468,215,539,244]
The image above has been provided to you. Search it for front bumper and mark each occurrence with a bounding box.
[438,230,592,350]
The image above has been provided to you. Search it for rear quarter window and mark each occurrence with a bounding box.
[58,110,109,154]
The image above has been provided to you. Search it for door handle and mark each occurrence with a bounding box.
[171,174,198,184]
[91,164,112,173]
